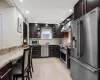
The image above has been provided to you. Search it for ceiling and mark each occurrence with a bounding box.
[12,0,79,24]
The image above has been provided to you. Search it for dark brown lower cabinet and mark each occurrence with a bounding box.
[49,46,54,57]
[32,45,41,58]
[49,45,60,58]
[0,62,12,80]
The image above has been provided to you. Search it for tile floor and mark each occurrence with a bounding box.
[31,58,72,80]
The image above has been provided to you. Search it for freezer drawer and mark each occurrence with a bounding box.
[70,57,98,80]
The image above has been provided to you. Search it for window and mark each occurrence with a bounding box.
[41,28,52,39]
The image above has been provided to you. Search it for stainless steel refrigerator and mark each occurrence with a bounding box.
[71,7,100,80]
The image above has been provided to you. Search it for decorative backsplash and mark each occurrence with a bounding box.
[0,46,22,55]
[29,38,60,45]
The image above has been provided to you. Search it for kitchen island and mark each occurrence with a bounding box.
[0,48,24,80]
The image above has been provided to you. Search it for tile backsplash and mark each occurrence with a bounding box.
[29,38,60,45]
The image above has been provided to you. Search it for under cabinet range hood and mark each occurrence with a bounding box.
[61,21,73,32]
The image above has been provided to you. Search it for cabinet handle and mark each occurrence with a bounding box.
[0,68,12,79]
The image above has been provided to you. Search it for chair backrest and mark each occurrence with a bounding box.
[29,46,33,65]
[30,46,33,60]
[22,48,30,73]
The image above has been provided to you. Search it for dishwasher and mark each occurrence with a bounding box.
[41,45,49,57]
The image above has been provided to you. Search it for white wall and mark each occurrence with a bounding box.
[0,0,27,48]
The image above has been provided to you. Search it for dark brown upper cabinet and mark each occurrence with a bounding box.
[53,25,64,38]
[86,0,100,13]
[29,23,38,38]
[74,0,100,20]
[29,23,63,38]
[74,0,86,20]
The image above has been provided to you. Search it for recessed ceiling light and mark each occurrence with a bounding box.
[35,23,38,26]
[69,9,73,12]
[57,23,59,24]
[20,0,23,2]
[61,18,64,21]
[26,11,29,14]
[67,19,70,21]
[46,23,48,26]
[35,21,37,23]
[57,23,60,26]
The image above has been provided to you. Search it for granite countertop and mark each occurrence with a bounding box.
[0,48,23,69]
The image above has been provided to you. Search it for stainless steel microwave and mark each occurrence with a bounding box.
[32,40,39,45]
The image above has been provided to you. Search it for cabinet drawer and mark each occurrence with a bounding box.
[0,62,12,80]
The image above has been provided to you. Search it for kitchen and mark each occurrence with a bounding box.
[0,0,100,80]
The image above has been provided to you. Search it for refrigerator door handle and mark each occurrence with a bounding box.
[77,20,83,58]
[72,37,77,48]
[70,57,97,73]
[77,21,81,58]
[80,20,83,57]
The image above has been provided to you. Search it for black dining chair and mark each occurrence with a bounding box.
[12,48,30,80]
[28,46,34,78]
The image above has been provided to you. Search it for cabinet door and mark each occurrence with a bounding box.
[56,26,61,38]
[86,0,100,13]
[49,46,54,57]
[54,46,60,58]
[32,45,41,58]
[29,23,38,38]
[0,62,12,80]
[1,70,12,80]
[49,45,60,58]
[56,26,64,38]
[74,1,82,20]
[74,0,85,20]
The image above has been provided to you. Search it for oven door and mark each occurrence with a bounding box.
[60,49,67,64]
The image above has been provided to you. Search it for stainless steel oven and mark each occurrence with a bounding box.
[60,46,67,64]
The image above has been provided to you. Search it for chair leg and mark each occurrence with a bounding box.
[15,77,17,80]
[13,76,15,80]
[29,69,32,78]
[27,71,30,80]
[26,77,28,80]
[31,60,34,72]
[22,75,24,80]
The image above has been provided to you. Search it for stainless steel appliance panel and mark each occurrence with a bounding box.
[71,20,79,58]
[71,57,98,80]
[78,8,98,68]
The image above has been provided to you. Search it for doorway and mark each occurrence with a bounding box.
[23,22,27,45]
